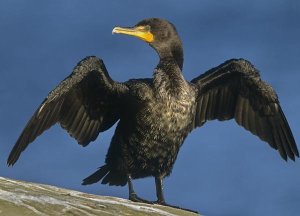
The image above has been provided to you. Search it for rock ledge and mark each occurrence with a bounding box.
[0,177,199,216]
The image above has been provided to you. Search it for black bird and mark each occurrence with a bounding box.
[8,18,298,210]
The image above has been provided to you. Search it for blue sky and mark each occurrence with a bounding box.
[1,1,300,215]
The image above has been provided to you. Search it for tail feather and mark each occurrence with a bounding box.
[82,165,109,185]
[82,165,127,186]
[102,171,127,186]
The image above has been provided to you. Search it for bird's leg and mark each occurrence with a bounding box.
[127,174,153,204]
[154,176,199,214]
[155,176,166,204]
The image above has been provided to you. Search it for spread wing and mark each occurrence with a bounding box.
[191,59,298,160]
[7,56,128,165]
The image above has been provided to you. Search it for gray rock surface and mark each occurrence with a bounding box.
[0,177,200,216]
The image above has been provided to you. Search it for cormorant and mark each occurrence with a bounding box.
[7,18,298,211]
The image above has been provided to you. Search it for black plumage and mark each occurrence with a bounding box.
[7,18,298,211]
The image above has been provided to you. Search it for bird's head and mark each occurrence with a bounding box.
[112,18,183,69]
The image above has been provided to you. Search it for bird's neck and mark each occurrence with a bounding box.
[153,57,187,98]
[171,42,184,71]
[157,45,184,71]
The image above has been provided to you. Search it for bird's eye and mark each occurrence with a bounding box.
[144,25,151,31]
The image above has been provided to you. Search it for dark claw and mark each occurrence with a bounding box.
[154,201,199,214]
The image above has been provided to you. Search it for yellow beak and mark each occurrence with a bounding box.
[112,25,154,43]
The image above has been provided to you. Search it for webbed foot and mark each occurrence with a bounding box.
[155,200,199,214]
[129,193,153,204]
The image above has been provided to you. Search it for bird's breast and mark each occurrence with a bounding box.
[133,86,197,145]
[122,82,197,176]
